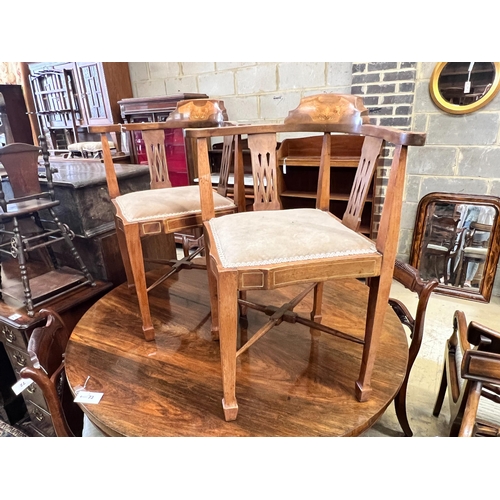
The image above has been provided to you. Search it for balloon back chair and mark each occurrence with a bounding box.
[0,137,95,316]
[187,93,426,420]
[91,99,237,341]
[19,308,106,436]
[433,310,500,437]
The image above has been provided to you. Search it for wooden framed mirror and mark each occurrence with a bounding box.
[410,192,500,302]
[429,62,500,114]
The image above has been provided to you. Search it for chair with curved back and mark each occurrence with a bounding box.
[388,260,439,436]
[188,93,426,421]
[91,99,237,341]
[0,137,95,316]
[420,213,461,284]
[19,308,106,436]
[433,310,500,436]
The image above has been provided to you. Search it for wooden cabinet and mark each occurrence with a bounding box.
[118,93,209,185]
[28,62,132,154]
[276,135,376,236]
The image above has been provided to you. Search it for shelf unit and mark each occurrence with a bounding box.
[276,135,375,236]
[28,62,132,154]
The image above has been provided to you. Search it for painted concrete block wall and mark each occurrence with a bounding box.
[128,61,500,295]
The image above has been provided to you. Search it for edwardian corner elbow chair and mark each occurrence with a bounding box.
[433,310,500,437]
[91,99,237,341]
[188,93,426,421]
[0,137,95,316]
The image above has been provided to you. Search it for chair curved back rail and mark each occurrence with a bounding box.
[19,309,78,437]
[186,93,426,421]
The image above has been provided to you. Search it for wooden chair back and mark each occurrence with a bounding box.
[19,309,81,437]
[94,99,229,200]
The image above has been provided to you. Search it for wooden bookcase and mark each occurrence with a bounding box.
[28,62,132,154]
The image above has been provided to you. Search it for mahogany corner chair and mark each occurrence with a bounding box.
[91,99,237,341]
[187,93,426,421]
[433,310,500,437]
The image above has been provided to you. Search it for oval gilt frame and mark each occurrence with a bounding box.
[429,62,500,114]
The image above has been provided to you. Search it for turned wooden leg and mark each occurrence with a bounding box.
[123,223,155,341]
[115,218,135,289]
[311,282,324,323]
[218,270,239,421]
[355,273,391,402]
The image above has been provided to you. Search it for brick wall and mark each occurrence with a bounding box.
[351,62,417,237]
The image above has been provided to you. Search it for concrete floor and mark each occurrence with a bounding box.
[362,280,500,437]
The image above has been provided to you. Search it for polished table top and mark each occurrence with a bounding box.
[65,266,408,436]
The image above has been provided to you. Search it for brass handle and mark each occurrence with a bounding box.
[33,408,44,422]
[2,327,16,343]
[13,352,26,367]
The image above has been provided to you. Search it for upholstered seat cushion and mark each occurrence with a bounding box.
[463,247,488,257]
[208,208,378,269]
[115,185,236,223]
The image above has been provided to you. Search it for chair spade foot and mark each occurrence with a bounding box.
[142,325,155,342]
[355,380,372,402]
[222,399,238,421]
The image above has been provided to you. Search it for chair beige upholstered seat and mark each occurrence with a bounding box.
[91,99,237,341]
[116,185,234,223]
[187,93,426,421]
[209,208,377,268]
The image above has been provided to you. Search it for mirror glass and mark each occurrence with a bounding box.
[429,62,500,114]
[410,192,500,302]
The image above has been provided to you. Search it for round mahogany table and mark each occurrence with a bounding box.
[65,267,408,436]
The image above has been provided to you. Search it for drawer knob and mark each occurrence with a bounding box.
[33,408,44,422]
[13,352,27,367]
[2,327,16,343]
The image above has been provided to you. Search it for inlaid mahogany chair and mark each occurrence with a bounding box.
[433,311,500,436]
[187,93,426,420]
[0,137,95,316]
[91,99,237,341]
[19,308,106,437]
[388,260,439,436]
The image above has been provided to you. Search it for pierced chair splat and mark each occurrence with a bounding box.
[0,137,95,316]
[90,99,237,341]
[188,93,426,421]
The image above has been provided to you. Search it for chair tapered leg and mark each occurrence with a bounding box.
[123,223,155,341]
[205,254,220,341]
[114,219,135,289]
[355,273,392,402]
[218,270,239,421]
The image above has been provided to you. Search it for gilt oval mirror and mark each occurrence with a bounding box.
[429,62,500,114]
[410,192,500,302]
